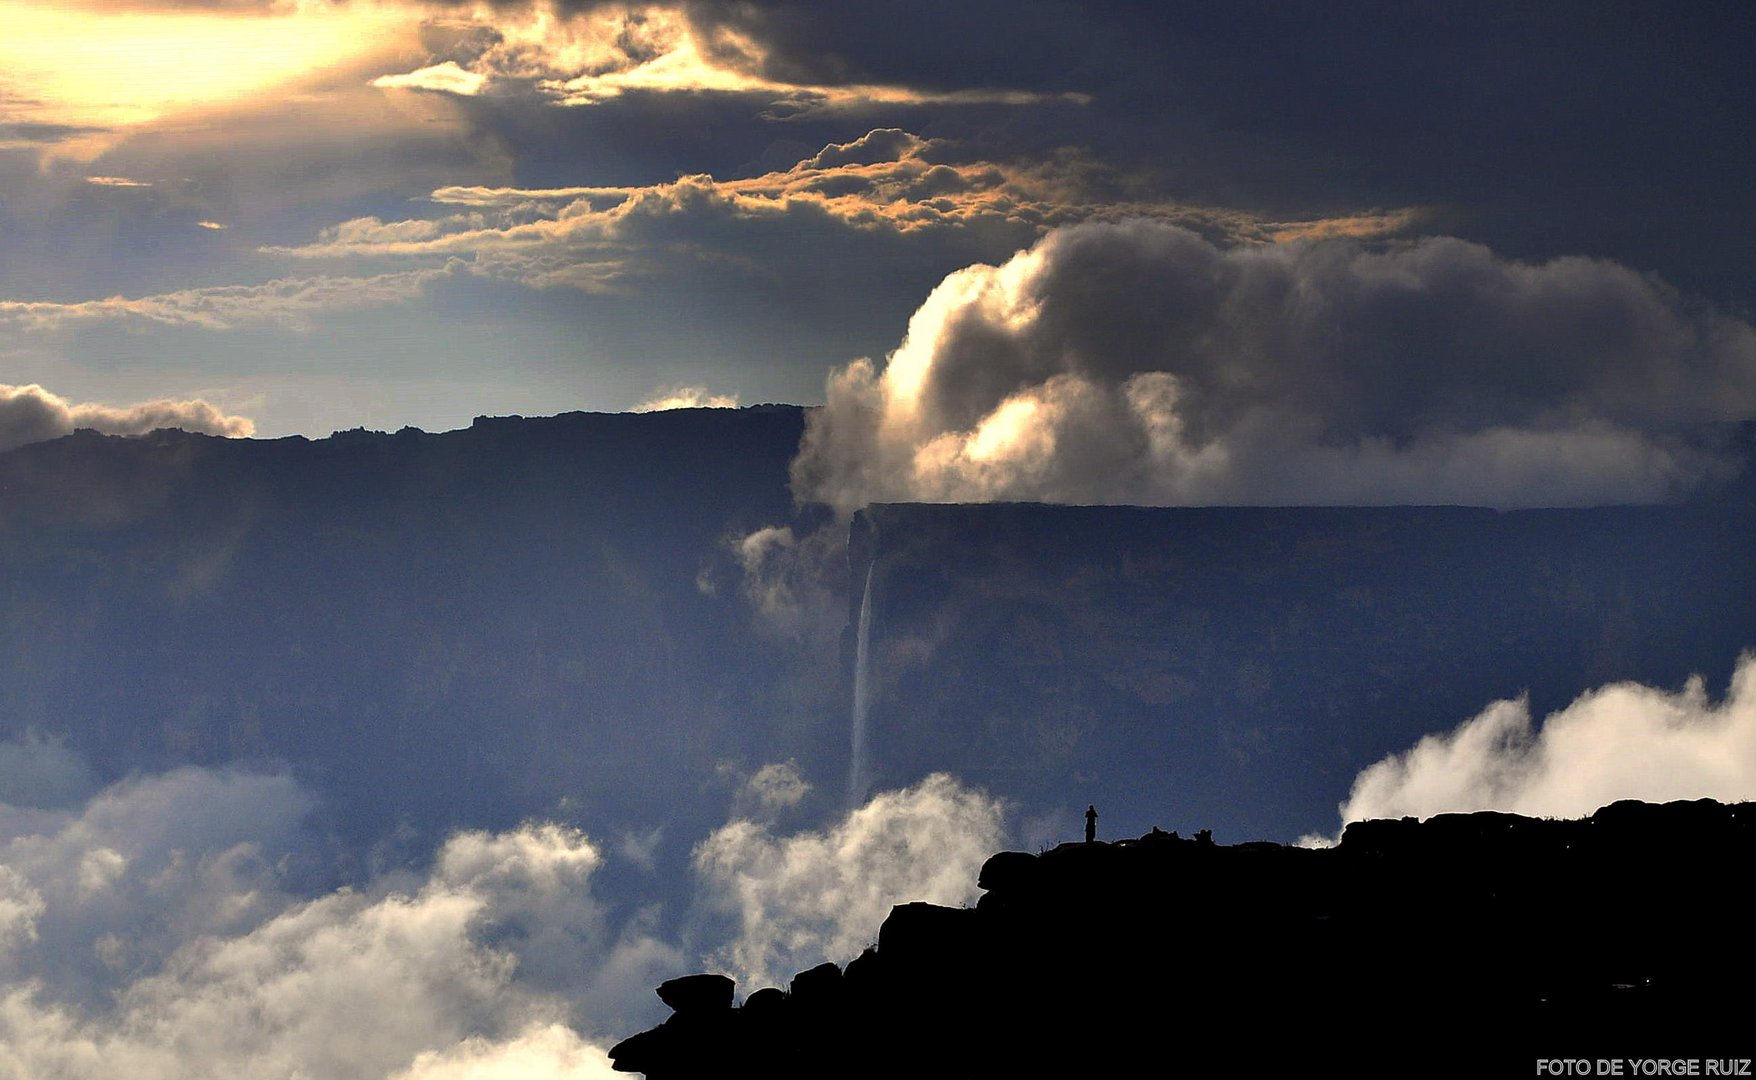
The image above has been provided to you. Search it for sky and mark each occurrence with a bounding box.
[4,6,1756,1073]
[3,0,1753,480]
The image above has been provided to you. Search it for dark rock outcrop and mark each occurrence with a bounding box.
[655,973,734,1013]
[612,799,1755,1078]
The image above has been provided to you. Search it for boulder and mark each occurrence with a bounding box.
[656,973,734,1013]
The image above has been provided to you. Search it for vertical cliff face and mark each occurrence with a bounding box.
[0,409,815,846]
[4,413,1755,851]
[849,502,1756,839]
[613,799,1756,1079]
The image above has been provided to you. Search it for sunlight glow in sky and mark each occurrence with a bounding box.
[0,2,410,134]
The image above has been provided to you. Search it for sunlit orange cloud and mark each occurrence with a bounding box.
[0,0,419,154]
[1264,209,1426,243]
[263,130,1423,286]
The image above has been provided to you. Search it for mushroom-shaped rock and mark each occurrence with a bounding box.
[656,973,735,1013]
[606,1026,666,1074]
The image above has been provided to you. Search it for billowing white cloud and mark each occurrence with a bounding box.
[792,221,1756,512]
[693,772,1005,990]
[0,760,1016,1074]
[0,751,1015,1075]
[0,383,254,453]
[0,763,679,1080]
[371,60,490,97]
[1317,652,1756,838]
[630,385,738,412]
[389,1024,619,1080]
[0,767,318,1006]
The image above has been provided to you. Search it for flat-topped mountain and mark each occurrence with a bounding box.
[0,409,811,851]
[851,499,1756,839]
[2,411,1754,853]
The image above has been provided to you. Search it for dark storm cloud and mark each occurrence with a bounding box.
[678,0,1094,92]
[670,2,1756,308]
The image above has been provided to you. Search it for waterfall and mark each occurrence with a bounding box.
[848,561,875,805]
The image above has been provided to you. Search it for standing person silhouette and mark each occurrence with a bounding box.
[1084,805,1097,843]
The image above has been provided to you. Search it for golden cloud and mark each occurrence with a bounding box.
[261,129,1421,294]
[367,2,1087,115]
[0,0,416,146]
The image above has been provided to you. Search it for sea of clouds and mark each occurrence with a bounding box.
[0,753,1000,1080]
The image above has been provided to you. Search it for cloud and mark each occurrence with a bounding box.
[0,753,1014,1076]
[368,2,1083,115]
[630,385,738,411]
[371,61,490,97]
[389,1024,619,1080]
[729,522,845,641]
[265,130,1394,305]
[792,221,1756,513]
[0,734,1016,1074]
[0,0,418,163]
[0,764,678,1080]
[716,760,812,825]
[0,266,455,333]
[0,383,255,453]
[0,767,318,1007]
[693,772,1005,990]
[0,122,110,149]
[268,128,1055,271]
[340,129,1388,249]
[743,762,809,813]
[1322,653,1756,834]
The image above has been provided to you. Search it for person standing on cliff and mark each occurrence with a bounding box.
[1085,805,1098,843]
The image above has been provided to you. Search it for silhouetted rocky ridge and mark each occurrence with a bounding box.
[612,799,1754,1077]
